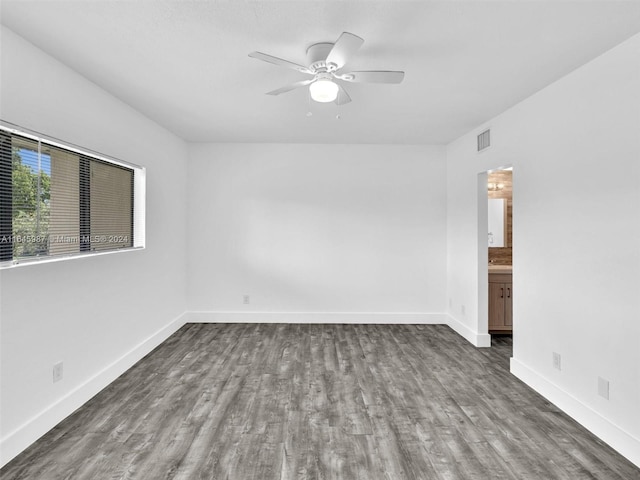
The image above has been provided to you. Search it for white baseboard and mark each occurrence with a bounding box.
[0,311,188,468]
[446,314,492,347]
[186,311,449,325]
[510,357,640,468]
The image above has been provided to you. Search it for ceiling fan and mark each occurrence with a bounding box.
[249,32,404,105]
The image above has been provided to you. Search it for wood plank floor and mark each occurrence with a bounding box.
[2,324,639,479]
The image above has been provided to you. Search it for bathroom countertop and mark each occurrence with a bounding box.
[488,264,513,273]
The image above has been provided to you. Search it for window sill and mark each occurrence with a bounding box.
[0,246,145,270]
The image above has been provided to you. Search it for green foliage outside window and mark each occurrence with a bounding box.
[12,148,50,258]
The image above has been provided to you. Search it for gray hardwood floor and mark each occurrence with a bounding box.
[2,324,639,479]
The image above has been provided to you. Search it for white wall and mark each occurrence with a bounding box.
[187,143,447,323]
[446,32,640,465]
[0,26,188,465]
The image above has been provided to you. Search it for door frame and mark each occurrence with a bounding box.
[477,171,489,336]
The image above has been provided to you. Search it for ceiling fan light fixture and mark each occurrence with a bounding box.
[309,79,339,103]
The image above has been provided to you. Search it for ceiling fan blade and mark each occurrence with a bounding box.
[249,51,312,74]
[266,79,314,96]
[325,32,364,69]
[336,71,405,84]
[335,84,351,105]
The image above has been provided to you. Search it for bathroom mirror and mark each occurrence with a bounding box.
[488,198,506,247]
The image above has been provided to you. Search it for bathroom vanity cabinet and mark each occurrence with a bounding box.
[489,270,512,333]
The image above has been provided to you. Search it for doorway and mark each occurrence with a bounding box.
[479,167,513,341]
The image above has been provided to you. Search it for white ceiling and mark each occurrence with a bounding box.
[2,1,640,144]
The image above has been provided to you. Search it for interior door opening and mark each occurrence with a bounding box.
[480,167,513,343]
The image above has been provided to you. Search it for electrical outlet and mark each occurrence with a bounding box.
[53,362,63,383]
[449,298,453,308]
[552,352,561,371]
[243,294,250,305]
[598,377,609,400]
[461,304,466,315]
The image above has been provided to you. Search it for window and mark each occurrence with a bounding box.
[0,122,144,267]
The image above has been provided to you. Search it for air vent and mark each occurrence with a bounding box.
[477,129,490,152]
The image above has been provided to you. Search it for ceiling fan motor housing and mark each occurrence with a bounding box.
[306,42,337,72]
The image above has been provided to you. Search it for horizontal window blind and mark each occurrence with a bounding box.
[0,124,136,266]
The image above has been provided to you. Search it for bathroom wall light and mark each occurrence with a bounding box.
[309,78,339,103]
[488,182,505,191]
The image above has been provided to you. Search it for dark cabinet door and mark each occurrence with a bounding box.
[489,282,505,329]
[504,283,513,327]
